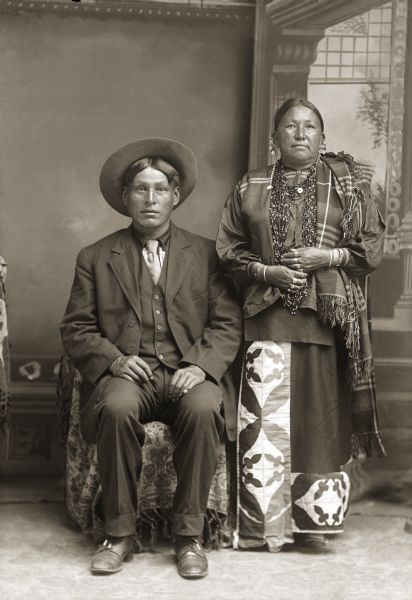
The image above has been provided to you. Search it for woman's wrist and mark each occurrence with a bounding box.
[328,248,350,268]
[247,261,268,283]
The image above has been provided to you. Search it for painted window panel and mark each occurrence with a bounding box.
[327,52,340,65]
[310,66,326,79]
[380,66,390,79]
[354,53,367,66]
[355,38,368,51]
[342,53,354,66]
[328,37,341,51]
[342,38,354,51]
[309,0,407,258]
[326,66,340,78]
[381,38,391,51]
[369,23,382,36]
[340,66,353,78]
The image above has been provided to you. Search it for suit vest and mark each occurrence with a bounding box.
[137,245,181,370]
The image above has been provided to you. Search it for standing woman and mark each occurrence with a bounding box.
[217,98,386,552]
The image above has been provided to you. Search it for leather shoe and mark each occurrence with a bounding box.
[91,535,134,575]
[175,536,208,579]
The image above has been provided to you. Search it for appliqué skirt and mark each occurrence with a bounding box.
[235,340,351,551]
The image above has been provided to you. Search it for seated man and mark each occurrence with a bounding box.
[60,138,242,578]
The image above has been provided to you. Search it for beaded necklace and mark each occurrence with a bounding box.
[268,159,318,314]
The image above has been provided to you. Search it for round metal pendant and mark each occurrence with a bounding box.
[297,186,304,194]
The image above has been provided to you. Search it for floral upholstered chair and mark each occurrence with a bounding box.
[56,355,229,550]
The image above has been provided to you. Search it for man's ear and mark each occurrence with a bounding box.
[173,186,180,207]
[122,189,128,208]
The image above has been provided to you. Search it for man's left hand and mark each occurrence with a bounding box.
[169,365,206,401]
[281,247,330,273]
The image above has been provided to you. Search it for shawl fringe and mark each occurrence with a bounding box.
[351,356,374,385]
[316,293,350,328]
[351,432,386,459]
[316,292,373,386]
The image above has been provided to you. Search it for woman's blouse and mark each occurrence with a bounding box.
[216,159,385,342]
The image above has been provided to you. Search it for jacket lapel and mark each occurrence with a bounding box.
[108,227,141,321]
[165,223,193,307]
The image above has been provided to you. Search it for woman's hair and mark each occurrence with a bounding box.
[273,98,324,132]
[122,157,180,191]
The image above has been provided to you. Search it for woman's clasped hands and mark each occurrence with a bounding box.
[264,247,331,293]
[281,247,331,273]
[264,263,307,294]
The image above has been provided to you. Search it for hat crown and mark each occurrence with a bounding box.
[99,137,197,216]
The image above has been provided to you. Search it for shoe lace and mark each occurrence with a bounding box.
[177,537,204,557]
[96,538,122,556]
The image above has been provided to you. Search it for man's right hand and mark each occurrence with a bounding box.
[109,355,153,384]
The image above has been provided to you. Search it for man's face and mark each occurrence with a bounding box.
[122,166,180,237]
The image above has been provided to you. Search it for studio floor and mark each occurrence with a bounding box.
[1,476,412,600]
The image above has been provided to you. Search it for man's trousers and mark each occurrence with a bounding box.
[80,366,225,538]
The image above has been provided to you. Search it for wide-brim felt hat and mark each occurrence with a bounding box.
[99,137,197,216]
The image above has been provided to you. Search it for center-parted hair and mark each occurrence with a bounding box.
[273,98,324,132]
[122,157,180,191]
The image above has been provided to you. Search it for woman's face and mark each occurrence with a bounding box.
[275,105,323,169]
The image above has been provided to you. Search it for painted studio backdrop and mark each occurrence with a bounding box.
[0,0,411,498]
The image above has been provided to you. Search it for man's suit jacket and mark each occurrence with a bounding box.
[60,223,242,440]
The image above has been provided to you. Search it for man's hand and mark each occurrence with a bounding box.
[281,247,330,273]
[169,365,206,401]
[109,355,153,384]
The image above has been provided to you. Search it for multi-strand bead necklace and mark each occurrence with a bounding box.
[268,160,318,314]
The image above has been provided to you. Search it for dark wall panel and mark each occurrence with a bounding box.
[0,12,254,356]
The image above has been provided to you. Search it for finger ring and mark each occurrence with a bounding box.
[183,389,188,394]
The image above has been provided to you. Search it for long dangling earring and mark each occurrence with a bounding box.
[270,133,279,159]
[319,135,327,156]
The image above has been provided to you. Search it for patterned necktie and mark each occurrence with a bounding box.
[143,240,162,285]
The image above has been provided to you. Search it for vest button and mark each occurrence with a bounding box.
[156,342,161,347]
[154,294,159,300]
[157,324,161,330]
[155,309,161,315]
[159,354,164,360]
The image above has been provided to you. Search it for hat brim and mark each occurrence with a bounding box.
[99,138,197,216]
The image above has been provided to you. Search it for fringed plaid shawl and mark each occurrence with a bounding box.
[0,257,10,433]
[217,154,386,458]
[301,155,386,457]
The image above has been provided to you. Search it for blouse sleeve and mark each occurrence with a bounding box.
[216,180,262,284]
[342,179,386,278]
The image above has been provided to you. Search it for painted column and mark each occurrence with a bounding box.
[394,0,412,330]
[248,0,323,168]
[384,0,408,257]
